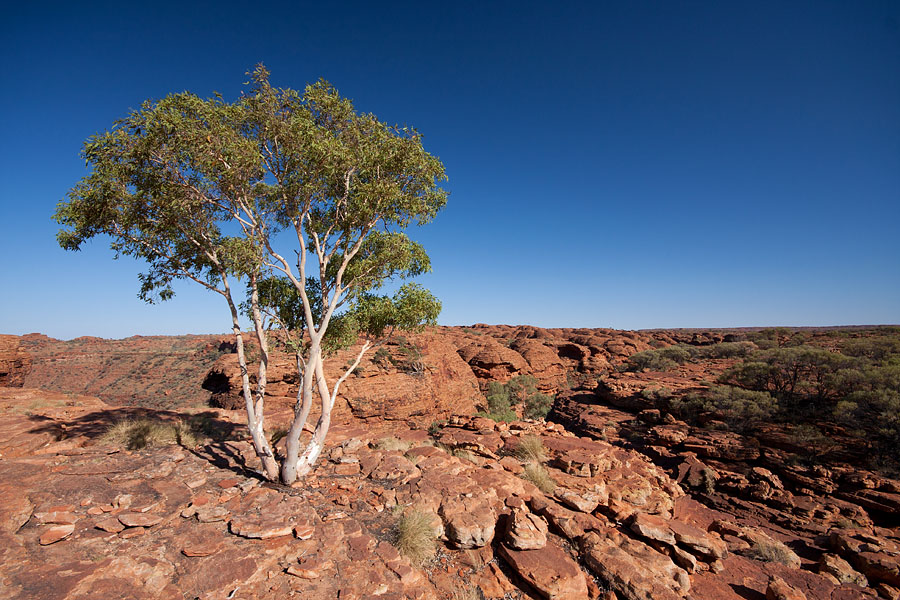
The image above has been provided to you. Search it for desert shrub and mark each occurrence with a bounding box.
[626,345,693,372]
[521,462,556,493]
[373,347,392,367]
[641,385,672,401]
[744,535,799,566]
[673,385,777,433]
[524,391,553,419]
[515,435,547,463]
[720,345,851,405]
[101,418,194,450]
[427,420,446,437]
[390,340,426,376]
[393,508,439,565]
[479,377,554,421]
[699,341,757,359]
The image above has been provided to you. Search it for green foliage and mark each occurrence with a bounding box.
[478,376,554,421]
[698,341,757,359]
[670,385,778,433]
[626,345,694,372]
[712,329,900,469]
[56,66,449,482]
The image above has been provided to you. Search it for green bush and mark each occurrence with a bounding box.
[479,376,554,421]
[671,385,777,433]
[626,345,694,372]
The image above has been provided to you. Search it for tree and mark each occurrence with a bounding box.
[55,65,446,484]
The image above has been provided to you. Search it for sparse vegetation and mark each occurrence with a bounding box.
[521,462,556,493]
[393,508,439,565]
[101,417,201,450]
[744,535,799,566]
[477,375,554,421]
[515,435,547,463]
[669,385,778,433]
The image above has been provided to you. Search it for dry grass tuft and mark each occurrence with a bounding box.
[451,586,484,600]
[745,536,799,566]
[394,508,439,565]
[515,435,547,463]
[521,462,556,494]
[101,417,201,450]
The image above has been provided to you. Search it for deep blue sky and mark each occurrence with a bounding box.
[2,1,898,339]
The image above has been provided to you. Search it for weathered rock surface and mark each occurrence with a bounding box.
[0,335,31,387]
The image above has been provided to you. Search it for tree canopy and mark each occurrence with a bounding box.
[56,65,447,483]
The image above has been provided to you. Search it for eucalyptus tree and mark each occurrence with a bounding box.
[55,66,446,483]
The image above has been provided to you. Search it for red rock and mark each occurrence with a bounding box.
[33,510,78,525]
[629,512,676,546]
[0,335,32,387]
[505,509,548,550]
[766,576,806,600]
[498,542,589,600]
[581,529,690,600]
[218,477,241,488]
[95,517,125,533]
[117,513,163,528]
[39,524,74,545]
[440,495,497,549]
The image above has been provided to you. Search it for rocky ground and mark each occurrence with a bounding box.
[0,327,897,600]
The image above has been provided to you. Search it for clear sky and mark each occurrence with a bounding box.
[2,1,898,339]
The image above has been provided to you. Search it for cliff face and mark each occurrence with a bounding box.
[0,335,32,387]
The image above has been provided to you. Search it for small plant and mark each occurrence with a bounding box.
[427,420,446,437]
[515,435,547,463]
[101,418,195,450]
[451,586,485,600]
[744,536,799,566]
[521,462,556,494]
[393,508,439,565]
[373,347,392,367]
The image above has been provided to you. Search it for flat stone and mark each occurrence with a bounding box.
[39,524,75,545]
[33,510,78,525]
[499,542,589,600]
[95,517,125,533]
[118,513,163,528]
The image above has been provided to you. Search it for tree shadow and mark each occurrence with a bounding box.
[730,583,765,600]
[24,407,256,478]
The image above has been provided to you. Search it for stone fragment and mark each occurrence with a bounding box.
[118,513,163,528]
[765,576,806,600]
[581,529,690,600]
[818,553,867,587]
[195,506,229,523]
[629,512,676,546]
[498,542,589,600]
[440,496,497,549]
[39,524,75,545]
[95,517,125,533]
[33,510,78,525]
[505,509,548,551]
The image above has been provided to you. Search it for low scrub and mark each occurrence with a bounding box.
[393,508,439,565]
[521,462,556,494]
[101,417,199,450]
[515,435,547,463]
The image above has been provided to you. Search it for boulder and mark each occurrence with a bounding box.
[499,542,589,600]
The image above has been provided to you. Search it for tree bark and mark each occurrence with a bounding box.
[225,286,279,480]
